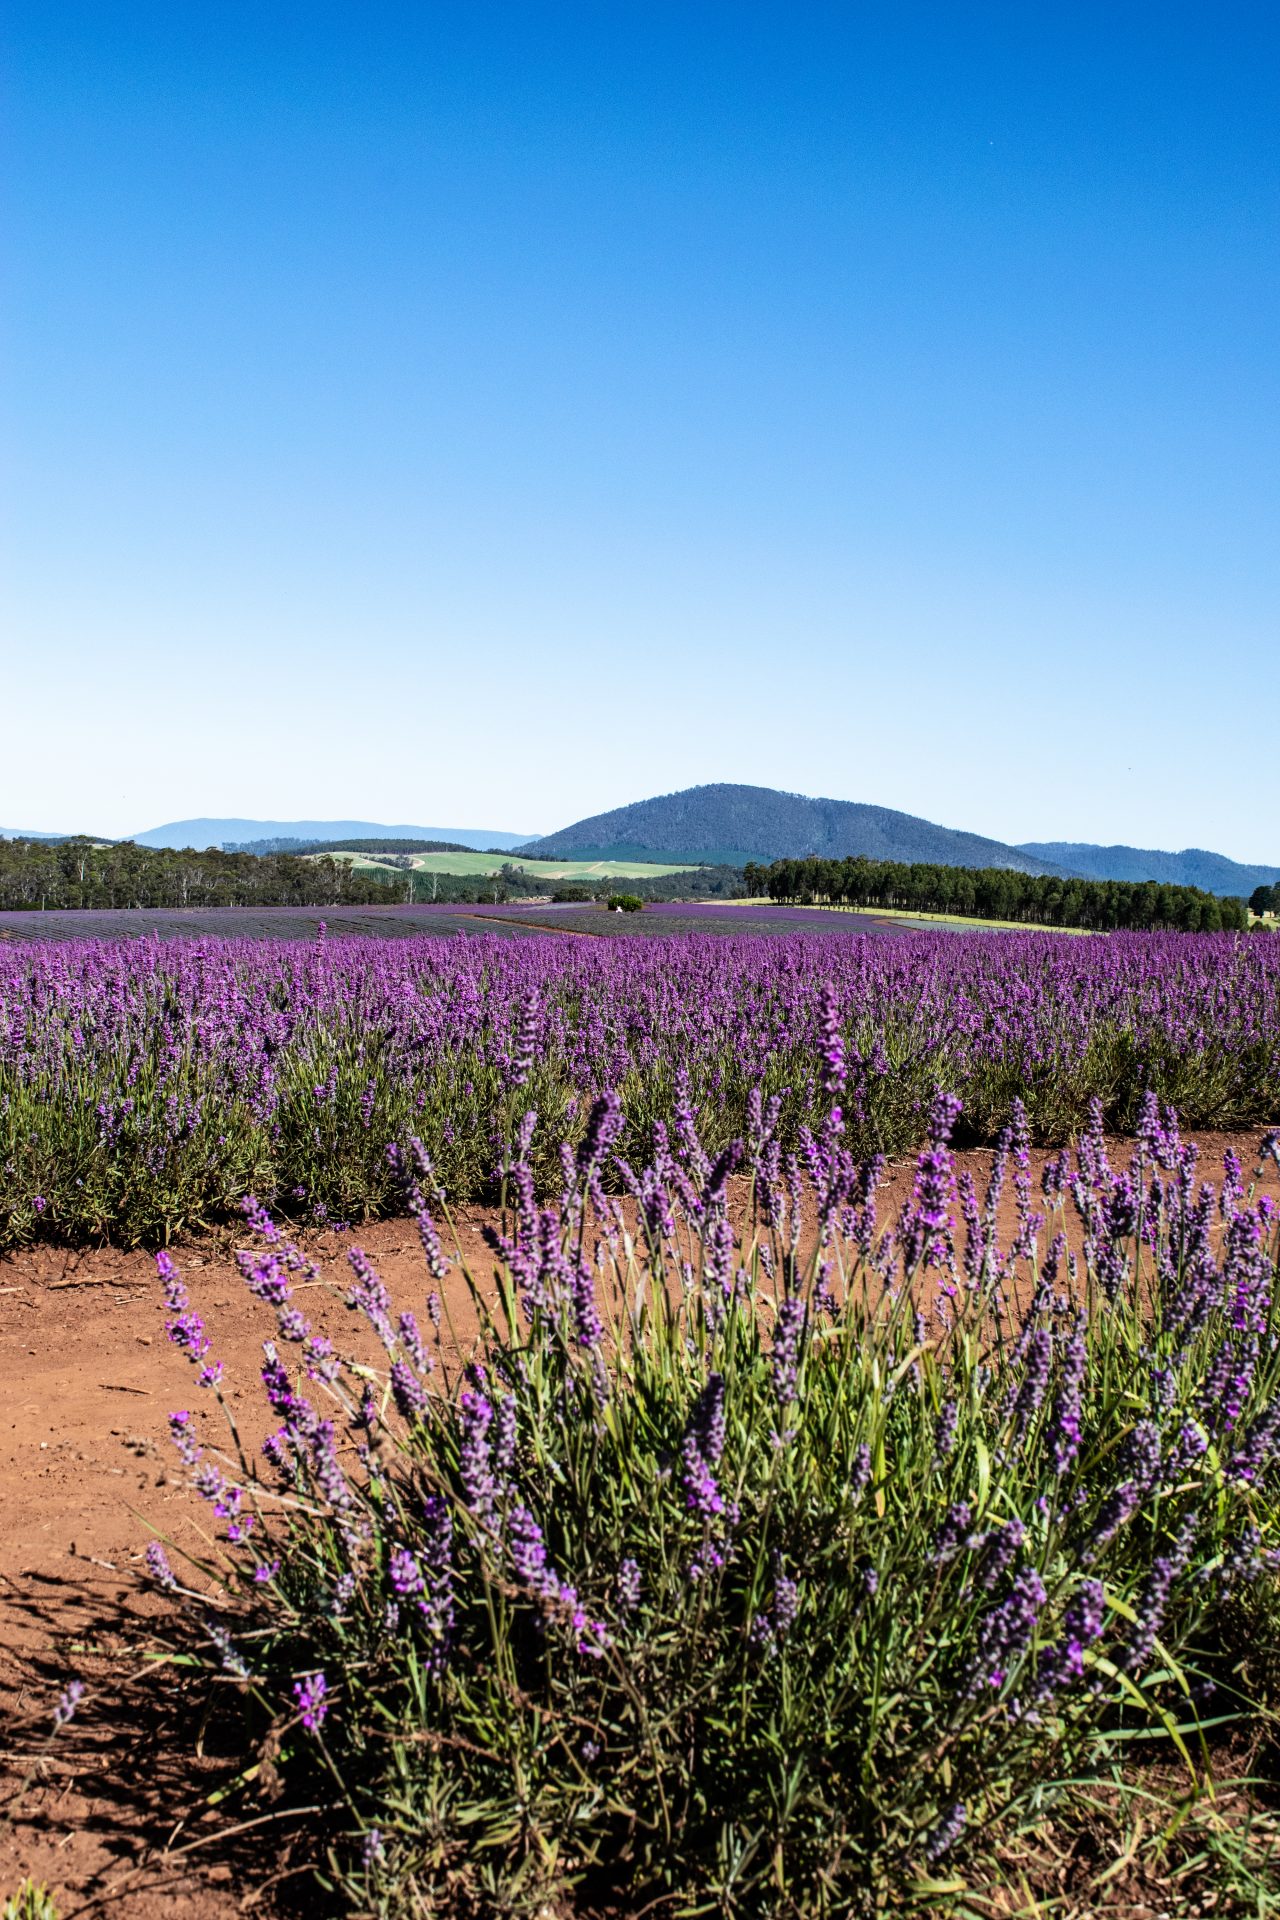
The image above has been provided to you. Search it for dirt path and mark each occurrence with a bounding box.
[2,1131,1276,1916]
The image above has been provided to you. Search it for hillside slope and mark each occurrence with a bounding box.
[521,785,1066,874]
[1017,843,1278,898]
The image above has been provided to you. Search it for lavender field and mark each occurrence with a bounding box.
[2,926,1277,1247]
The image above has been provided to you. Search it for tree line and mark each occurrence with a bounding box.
[0,839,745,913]
[0,838,399,911]
[744,855,1250,932]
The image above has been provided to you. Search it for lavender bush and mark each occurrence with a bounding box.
[2,927,1279,1247]
[144,1080,1280,1914]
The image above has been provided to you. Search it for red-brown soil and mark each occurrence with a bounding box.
[3,1133,1277,1917]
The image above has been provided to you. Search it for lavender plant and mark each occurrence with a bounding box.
[2,927,1278,1247]
[141,1085,1280,1915]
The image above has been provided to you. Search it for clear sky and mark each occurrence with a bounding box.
[3,3,1277,855]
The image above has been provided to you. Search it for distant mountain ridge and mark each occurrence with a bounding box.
[1017,842,1280,897]
[129,818,533,852]
[7,807,1270,896]
[520,784,1067,875]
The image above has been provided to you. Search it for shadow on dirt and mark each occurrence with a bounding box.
[1,1568,322,1918]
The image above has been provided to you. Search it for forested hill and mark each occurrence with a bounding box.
[521,784,1064,874]
[1016,842,1280,898]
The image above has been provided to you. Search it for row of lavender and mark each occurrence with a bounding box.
[2,927,1278,1245]
[140,1085,1280,1911]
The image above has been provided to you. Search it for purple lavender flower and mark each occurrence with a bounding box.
[509,990,540,1089]
[1124,1515,1198,1670]
[1163,1421,1208,1484]
[1083,1479,1144,1563]
[966,1568,1046,1696]
[168,1409,201,1466]
[397,1310,429,1372]
[773,1572,800,1635]
[933,1399,959,1463]
[145,1542,177,1589]
[416,1493,456,1673]
[571,1260,605,1352]
[1034,1578,1105,1696]
[681,1374,727,1517]
[389,1547,424,1598]
[53,1678,84,1728]
[929,1502,973,1566]
[576,1089,624,1181]
[493,1394,517,1476]
[976,1517,1025,1593]
[1048,1321,1086,1475]
[157,1249,212,1362]
[308,1419,353,1512]
[1215,1523,1279,1589]
[771,1297,805,1408]
[818,980,846,1097]
[1226,1395,1280,1485]
[923,1801,966,1864]
[616,1557,642,1614]
[508,1505,555,1596]
[293,1670,329,1733]
[1117,1420,1162,1494]
[1007,1325,1053,1448]
[689,1373,727,1466]
[900,1094,961,1268]
[390,1358,429,1422]
[458,1390,501,1526]
[345,1245,396,1349]
[206,1619,251,1681]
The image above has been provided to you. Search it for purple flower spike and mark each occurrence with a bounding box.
[681,1374,728,1516]
[924,1801,966,1864]
[53,1678,84,1728]
[293,1670,329,1733]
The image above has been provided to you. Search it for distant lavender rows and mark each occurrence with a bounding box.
[0,899,909,942]
[1,928,1277,1244]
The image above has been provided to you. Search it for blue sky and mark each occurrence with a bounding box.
[3,4,1277,855]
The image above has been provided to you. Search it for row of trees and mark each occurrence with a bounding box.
[744,856,1251,932]
[0,838,399,911]
[0,841,741,913]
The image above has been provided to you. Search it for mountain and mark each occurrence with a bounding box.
[520,785,1066,874]
[1017,843,1279,898]
[0,828,79,841]
[130,818,533,852]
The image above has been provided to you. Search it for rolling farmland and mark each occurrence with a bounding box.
[314,848,700,880]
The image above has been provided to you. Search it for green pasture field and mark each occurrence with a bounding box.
[743,900,1093,935]
[310,850,698,880]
